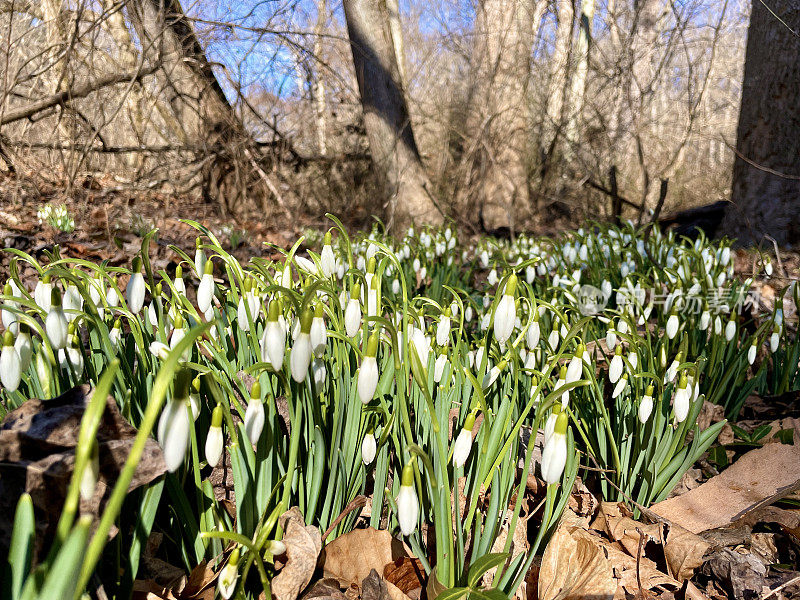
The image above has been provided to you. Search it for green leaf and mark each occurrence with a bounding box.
[750,424,773,443]
[38,516,91,600]
[434,587,469,600]
[467,553,509,588]
[3,493,35,600]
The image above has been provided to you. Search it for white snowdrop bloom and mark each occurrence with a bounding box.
[493,279,517,345]
[639,386,655,424]
[747,340,758,365]
[450,301,459,317]
[392,279,401,295]
[344,284,362,338]
[666,313,679,339]
[1,331,21,391]
[436,313,451,346]
[173,266,186,295]
[547,328,560,351]
[358,332,380,404]
[566,345,585,383]
[261,302,286,370]
[617,318,629,335]
[13,324,31,373]
[34,277,53,313]
[244,382,265,445]
[126,257,146,313]
[433,353,448,383]
[295,255,318,276]
[396,465,419,536]
[197,261,215,314]
[361,431,377,465]
[149,341,169,360]
[159,373,192,472]
[63,283,83,323]
[524,350,538,370]
[720,247,731,266]
[770,328,780,353]
[601,280,613,299]
[480,250,489,268]
[312,358,327,386]
[310,305,327,357]
[716,271,726,288]
[673,375,691,423]
[525,266,536,284]
[45,289,68,350]
[526,319,540,349]
[713,316,722,336]
[609,348,624,384]
[321,237,337,277]
[452,413,476,468]
[487,269,498,286]
[725,318,736,342]
[555,366,569,407]
[409,325,431,367]
[217,548,240,600]
[205,405,224,467]
[541,412,568,484]
[1,282,19,333]
[699,310,710,330]
[606,329,617,351]
[481,363,503,389]
[765,260,773,277]
[290,310,314,383]
[464,305,473,322]
[612,373,628,398]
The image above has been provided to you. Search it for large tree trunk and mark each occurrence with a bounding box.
[564,0,595,151]
[468,0,536,231]
[126,0,252,212]
[341,0,441,229]
[722,1,800,245]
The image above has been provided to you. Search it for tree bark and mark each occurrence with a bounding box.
[468,0,536,230]
[341,0,441,229]
[565,0,595,151]
[722,1,800,245]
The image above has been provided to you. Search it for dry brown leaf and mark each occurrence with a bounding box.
[383,556,426,595]
[538,514,616,600]
[272,507,323,600]
[362,570,411,600]
[651,442,800,533]
[0,385,166,562]
[594,502,662,558]
[662,524,710,581]
[319,527,408,587]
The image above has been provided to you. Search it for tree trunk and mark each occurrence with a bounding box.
[722,1,800,245]
[468,0,536,230]
[313,0,328,156]
[341,0,441,229]
[543,0,574,155]
[565,0,595,151]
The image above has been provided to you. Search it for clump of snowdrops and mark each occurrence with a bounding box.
[0,217,793,600]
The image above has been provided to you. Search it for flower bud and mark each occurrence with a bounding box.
[725,316,736,342]
[159,369,192,472]
[80,439,99,501]
[452,412,476,468]
[127,256,145,313]
[45,288,68,350]
[197,260,214,314]
[609,346,623,384]
[639,385,654,423]
[358,332,380,404]
[1,330,21,391]
[361,430,377,465]
[541,412,568,484]
[396,465,419,536]
[345,284,362,338]
[261,301,286,370]
[673,374,691,423]
[244,382,265,445]
[290,309,314,383]
[747,339,757,365]
[493,274,517,345]
[205,404,224,467]
[218,547,240,600]
[666,311,679,339]
[310,303,327,357]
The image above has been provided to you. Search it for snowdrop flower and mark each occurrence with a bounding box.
[366,276,379,317]
[639,385,655,424]
[60,333,84,375]
[392,279,401,295]
[261,301,286,371]
[526,317,540,349]
[541,412,568,484]
[765,259,773,277]
[310,304,327,357]
[433,352,448,383]
[436,309,451,346]
[320,232,337,277]
[487,269,498,286]
[482,360,505,389]
[612,373,628,398]
[555,365,569,407]
[609,346,624,384]
[218,547,240,600]
[770,326,780,353]
[158,370,192,472]
[80,440,99,502]
[173,265,186,295]
[14,323,31,372]
[1,282,19,333]
[205,405,224,468]
[409,324,431,367]
[290,309,313,383]
[452,412,476,468]
[493,274,517,345]
[63,282,83,323]
[45,289,68,350]
[361,430,377,465]
[358,332,380,404]
[566,344,585,383]
[197,260,214,314]
[699,308,710,330]
[606,328,617,351]
[169,313,190,359]
[344,283,362,338]
[149,341,169,360]
[312,357,327,386]
[673,374,691,423]
[34,274,52,313]
[665,311,679,339]
[106,278,120,309]
[747,339,758,365]
[724,316,737,341]
[1,331,21,391]
[720,246,731,266]
[396,464,419,536]
[713,315,722,336]
[244,382,265,445]
[548,328,560,351]
[126,256,146,313]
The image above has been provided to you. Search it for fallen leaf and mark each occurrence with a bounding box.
[700,548,767,600]
[303,578,348,600]
[319,527,408,587]
[383,556,426,595]
[538,512,616,600]
[362,569,411,600]
[651,442,800,533]
[272,507,323,600]
[662,524,710,581]
[0,384,167,563]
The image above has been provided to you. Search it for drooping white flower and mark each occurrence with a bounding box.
[724,317,736,342]
[14,324,31,372]
[344,284,362,338]
[174,265,186,295]
[290,309,314,383]
[149,341,169,360]
[34,275,52,313]
[436,311,451,346]
[62,283,83,323]
[358,332,380,404]
[606,328,617,351]
[493,275,517,345]
[197,260,215,314]
[1,331,21,391]
[541,412,568,484]
[244,382,265,445]
[106,280,120,309]
[609,347,624,384]
[261,301,286,370]
[60,334,84,375]
[433,353,448,383]
[639,385,655,423]
[126,256,146,313]
[310,304,327,356]
[205,405,224,468]
[566,344,585,383]
[526,318,540,349]
[217,548,240,600]
[673,374,691,423]
[747,340,757,365]
[396,465,419,536]
[699,309,710,330]
[159,371,192,472]
[612,373,628,398]
[666,312,679,339]
[312,357,327,386]
[452,412,476,468]
[770,327,780,353]
[45,289,68,350]
[361,431,377,465]
[321,232,337,277]
[1,282,19,333]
